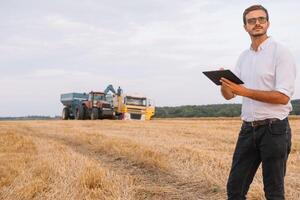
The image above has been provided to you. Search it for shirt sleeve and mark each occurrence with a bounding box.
[275,45,297,98]
[233,53,243,79]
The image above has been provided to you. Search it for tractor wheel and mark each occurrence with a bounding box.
[75,105,85,120]
[91,108,99,120]
[99,109,104,120]
[116,113,124,120]
[62,107,69,120]
[83,106,89,119]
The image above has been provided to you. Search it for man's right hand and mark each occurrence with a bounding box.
[219,68,236,100]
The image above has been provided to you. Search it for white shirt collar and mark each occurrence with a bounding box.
[250,37,273,51]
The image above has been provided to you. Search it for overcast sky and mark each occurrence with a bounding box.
[0,0,299,117]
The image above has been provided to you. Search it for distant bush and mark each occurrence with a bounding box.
[0,116,53,121]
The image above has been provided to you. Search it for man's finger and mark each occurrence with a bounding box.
[221,81,231,88]
[221,78,236,85]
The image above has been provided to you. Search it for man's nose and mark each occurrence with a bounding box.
[255,19,260,25]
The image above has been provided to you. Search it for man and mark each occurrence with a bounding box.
[220,5,296,200]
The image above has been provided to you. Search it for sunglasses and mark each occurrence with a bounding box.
[246,17,267,25]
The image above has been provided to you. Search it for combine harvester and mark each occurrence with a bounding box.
[60,85,155,120]
[104,84,155,120]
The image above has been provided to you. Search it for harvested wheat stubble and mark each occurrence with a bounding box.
[0,118,299,200]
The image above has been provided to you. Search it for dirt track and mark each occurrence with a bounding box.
[0,118,299,200]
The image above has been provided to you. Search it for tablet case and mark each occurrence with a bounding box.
[202,70,244,85]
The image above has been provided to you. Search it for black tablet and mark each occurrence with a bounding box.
[202,70,244,85]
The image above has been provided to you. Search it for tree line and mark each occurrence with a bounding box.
[154,99,300,118]
[0,116,60,121]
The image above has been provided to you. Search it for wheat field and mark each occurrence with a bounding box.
[0,118,299,200]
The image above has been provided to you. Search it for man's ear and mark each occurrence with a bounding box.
[243,24,248,32]
[266,21,270,29]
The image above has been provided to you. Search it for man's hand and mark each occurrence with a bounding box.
[220,77,248,96]
[219,68,236,100]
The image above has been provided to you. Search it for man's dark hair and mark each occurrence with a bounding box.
[243,5,269,25]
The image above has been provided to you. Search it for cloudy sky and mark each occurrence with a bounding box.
[0,0,299,117]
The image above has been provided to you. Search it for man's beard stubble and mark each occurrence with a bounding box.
[250,26,266,37]
[251,32,266,37]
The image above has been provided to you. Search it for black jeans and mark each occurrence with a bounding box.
[227,118,291,200]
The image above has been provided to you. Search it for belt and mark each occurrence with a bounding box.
[243,118,280,128]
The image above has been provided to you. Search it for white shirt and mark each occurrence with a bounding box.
[234,37,297,122]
